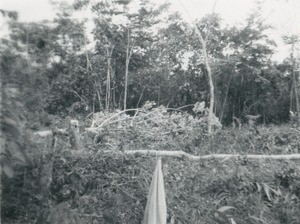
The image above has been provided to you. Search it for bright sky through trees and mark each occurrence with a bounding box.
[1,0,299,61]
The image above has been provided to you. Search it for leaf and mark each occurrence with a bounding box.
[211,210,231,224]
[230,218,237,224]
[1,117,20,138]
[2,163,14,178]
[193,102,205,114]
[256,182,262,192]
[263,186,271,200]
[218,206,237,213]
[13,151,26,165]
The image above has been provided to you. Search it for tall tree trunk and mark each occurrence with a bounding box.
[124,29,134,110]
[105,45,114,111]
[106,55,111,111]
[291,41,300,125]
[112,68,116,110]
[197,32,214,134]
[220,73,233,122]
[95,82,103,111]
[124,29,130,110]
[176,0,217,134]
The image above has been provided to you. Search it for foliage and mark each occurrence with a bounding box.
[51,151,300,224]
[3,147,300,223]
[1,0,298,124]
[200,124,300,155]
[86,102,221,154]
[2,106,300,223]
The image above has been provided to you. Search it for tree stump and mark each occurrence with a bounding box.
[69,119,82,151]
[38,132,56,198]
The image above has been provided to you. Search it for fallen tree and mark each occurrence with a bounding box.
[120,150,300,160]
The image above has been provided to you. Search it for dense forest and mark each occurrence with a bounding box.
[1,0,299,125]
[1,0,300,223]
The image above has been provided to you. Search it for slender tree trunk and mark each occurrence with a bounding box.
[124,29,134,110]
[293,74,300,124]
[96,84,103,111]
[112,69,116,110]
[124,29,130,110]
[177,0,217,134]
[105,45,114,111]
[136,87,145,108]
[106,56,111,110]
[290,41,300,125]
[290,82,294,113]
[157,85,161,105]
[198,34,214,134]
[220,73,233,122]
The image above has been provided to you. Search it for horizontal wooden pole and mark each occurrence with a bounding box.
[118,150,300,160]
[34,128,68,137]
[32,131,300,160]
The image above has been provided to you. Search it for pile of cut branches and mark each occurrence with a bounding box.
[85,102,221,154]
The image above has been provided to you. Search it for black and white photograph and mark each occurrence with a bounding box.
[1,0,300,223]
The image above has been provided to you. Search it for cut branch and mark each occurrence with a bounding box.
[118,150,300,160]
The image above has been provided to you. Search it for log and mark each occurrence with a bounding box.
[116,150,300,160]
[33,129,300,161]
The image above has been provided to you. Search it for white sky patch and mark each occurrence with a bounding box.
[0,0,56,22]
[174,0,300,62]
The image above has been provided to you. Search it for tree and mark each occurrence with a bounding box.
[213,11,281,124]
[283,35,300,124]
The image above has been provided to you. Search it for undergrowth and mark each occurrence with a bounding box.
[1,105,300,223]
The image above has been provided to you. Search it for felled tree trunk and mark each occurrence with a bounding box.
[109,150,300,160]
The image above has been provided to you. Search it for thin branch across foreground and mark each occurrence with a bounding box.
[119,150,300,160]
[34,130,300,160]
